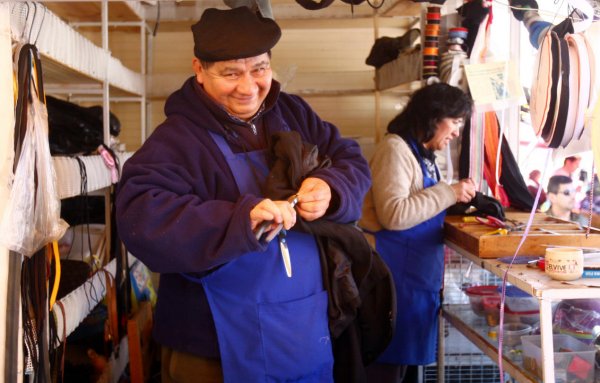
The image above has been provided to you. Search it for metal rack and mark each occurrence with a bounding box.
[1,3,147,382]
[442,240,600,382]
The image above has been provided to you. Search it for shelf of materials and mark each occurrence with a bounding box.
[442,304,539,383]
[53,152,132,200]
[7,4,143,382]
[44,1,145,23]
[51,253,136,383]
[52,253,137,345]
[10,2,144,97]
[445,240,600,300]
[445,240,600,382]
[375,50,422,91]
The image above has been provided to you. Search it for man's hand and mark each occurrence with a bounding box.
[250,199,297,239]
[296,177,331,222]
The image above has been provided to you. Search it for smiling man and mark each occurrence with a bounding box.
[115,6,370,383]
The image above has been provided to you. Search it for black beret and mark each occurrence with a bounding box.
[191,7,281,62]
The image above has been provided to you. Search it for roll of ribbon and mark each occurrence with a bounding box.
[449,27,468,34]
[423,47,439,55]
[447,44,464,52]
[447,37,465,45]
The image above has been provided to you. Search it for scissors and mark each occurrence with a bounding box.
[254,194,299,278]
[472,215,512,235]
[254,194,299,242]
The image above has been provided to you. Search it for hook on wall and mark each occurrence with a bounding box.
[568,0,594,32]
[34,4,46,46]
[28,2,38,44]
[19,2,31,42]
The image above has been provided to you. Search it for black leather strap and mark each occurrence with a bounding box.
[548,33,570,148]
[540,32,560,143]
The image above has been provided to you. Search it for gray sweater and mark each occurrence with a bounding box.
[360,134,456,232]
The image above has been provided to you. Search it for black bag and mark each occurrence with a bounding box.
[47,96,121,155]
[447,191,506,221]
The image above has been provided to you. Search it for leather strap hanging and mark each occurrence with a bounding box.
[14,44,45,169]
[102,270,120,354]
[482,111,506,204]
[530,32,556,137]
[15,43,52,383]
[110,185,131,344]
[547,33,570,148]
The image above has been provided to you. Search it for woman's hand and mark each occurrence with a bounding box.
[451,178,477,203]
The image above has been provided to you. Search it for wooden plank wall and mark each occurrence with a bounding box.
[86,21,412,156]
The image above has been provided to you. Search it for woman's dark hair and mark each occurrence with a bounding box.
[387,83,473,143]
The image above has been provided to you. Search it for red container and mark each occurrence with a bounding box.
[465,285,499,316]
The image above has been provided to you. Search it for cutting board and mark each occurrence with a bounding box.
[444,212,600,258]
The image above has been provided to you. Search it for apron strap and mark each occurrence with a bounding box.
[208,130,269,196]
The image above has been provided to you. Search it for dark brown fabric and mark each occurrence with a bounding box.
[263,131,396,383]
[191,7,281,61]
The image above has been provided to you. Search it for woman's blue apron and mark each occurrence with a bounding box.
[375,138,446,365]
[194,131,333,382]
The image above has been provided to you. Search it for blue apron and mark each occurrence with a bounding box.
[375,138,446,365]
[197,131,333,382]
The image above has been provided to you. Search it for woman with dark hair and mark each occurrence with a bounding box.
[360,83,476,382]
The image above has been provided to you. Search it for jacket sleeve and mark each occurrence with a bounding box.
[370,136,456,231]
[281,94,371,223]
[115,118,265,274]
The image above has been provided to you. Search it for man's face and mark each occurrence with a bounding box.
[549,182,576,213]
[193,53,272,120]
[566,158,581,173]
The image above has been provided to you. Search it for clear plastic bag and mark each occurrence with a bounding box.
[0,87,68,257]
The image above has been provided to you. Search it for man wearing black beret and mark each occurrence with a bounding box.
[116,6,371,382]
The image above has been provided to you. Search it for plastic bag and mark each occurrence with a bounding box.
[0,87,69,257]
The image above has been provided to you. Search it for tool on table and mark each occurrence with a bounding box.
[254,194,299,278]
[471,215,510,235]
[467,215,526,235]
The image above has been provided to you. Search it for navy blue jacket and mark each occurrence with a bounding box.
[115,77,370,357]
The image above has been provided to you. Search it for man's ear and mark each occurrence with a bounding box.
[192,58,204,83]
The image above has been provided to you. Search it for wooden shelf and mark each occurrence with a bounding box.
[445,241,600,382]
[53,153,133,200]
[10,3,144,96]
[44,2,144,23]
[442,305,539,383]
[445,241,600,300]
